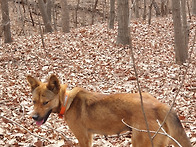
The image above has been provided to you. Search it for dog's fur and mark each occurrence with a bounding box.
[27,75,192,147]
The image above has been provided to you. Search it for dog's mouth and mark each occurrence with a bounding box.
[35,109,52,126]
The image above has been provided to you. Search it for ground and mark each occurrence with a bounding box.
[0,16,195,146]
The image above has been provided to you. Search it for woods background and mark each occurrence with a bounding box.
[0,0,196,146]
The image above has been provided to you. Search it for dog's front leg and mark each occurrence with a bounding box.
[68,125,93,147]
[76,132,93,147]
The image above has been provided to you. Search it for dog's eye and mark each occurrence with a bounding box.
[43,101,49,105]
[33,100,36,104]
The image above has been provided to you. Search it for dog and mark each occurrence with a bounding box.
[27,75,192,147]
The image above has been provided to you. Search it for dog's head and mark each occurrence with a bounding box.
[27,75,63,126]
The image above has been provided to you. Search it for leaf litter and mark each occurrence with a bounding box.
[0,16,195,146]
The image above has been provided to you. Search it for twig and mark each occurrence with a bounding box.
[152,28,196,140]
[122,119,182,147]
[0,115,50,142]
[129,44,154,147]
[156,120,182,147]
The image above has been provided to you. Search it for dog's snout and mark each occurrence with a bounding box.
[32,114,39,121]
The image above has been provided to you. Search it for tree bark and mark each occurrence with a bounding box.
[148,2,152,25]
[75,0,80,27]
[181,0,189,51]
[61,0,70,33]
[91,0,98,25]
[117,0,130,45]
[1,0,12,43]
[46,0,52,22]
[172,0,188,64]
[192,0,196,15]
[38,0,53,33]
[161,0,168,16]
[143,0,147,20]
[109,0,115,29]
[135,0,139,18]
[152,1,161,16]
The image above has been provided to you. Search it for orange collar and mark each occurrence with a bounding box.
[58,90,69,118]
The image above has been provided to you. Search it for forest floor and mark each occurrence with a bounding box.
[0,15,196,146]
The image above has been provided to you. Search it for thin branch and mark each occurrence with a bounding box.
[156,120,182,147]
[0,115,50,142]
[122,119,182,147]
[129,44,154,147]
[152,28,196,140]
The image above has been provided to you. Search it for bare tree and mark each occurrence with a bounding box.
[148,0,161,24]
[1,0,12,43]
[172,0,188,64]
[61,0,70,33]
[75,0,80,27]
[181,0,189,51]
[135,0,139,18]
[193,0,196,15]
[91,0,98,25]
[117,0,130,45]
[46,0,52,22]
[143,0,147,20]
[38,0,53,33]
[152,1,161,16]
[108,0,115,29]
[161,0,168,16]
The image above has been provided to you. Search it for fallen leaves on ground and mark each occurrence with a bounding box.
[0,16,195,146]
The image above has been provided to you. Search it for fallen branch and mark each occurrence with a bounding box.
[122,119,182,147]
[0,115,50,142]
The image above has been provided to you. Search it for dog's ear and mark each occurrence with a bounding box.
[27,75,40,92]
[47,75,60,94]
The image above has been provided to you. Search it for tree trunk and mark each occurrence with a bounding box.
[109,0,115,29]
[192,0,196,15]
[1,0,12,43]
[91,0,98,25]
[75,0,80,27]
[152,1,161,16]
[61,0,70,33]
[46,0,52,22]
[148,3,152,25]
[143,0,147,20]
[135,0,139,18]
[161,0,166,16]
[172,0,188,64]
[117,0,130,45]
[38,0,53,33]
[181,0,189,51]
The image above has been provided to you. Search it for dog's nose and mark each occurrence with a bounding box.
[32,114,39,121]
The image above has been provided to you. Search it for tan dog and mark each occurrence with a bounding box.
[27,75,192,147]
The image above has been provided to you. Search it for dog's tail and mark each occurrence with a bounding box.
[159,106,192,147]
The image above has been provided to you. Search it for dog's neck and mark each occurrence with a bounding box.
[55,86,82,117]
[52,84,67,114]
[58,88,70,118]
